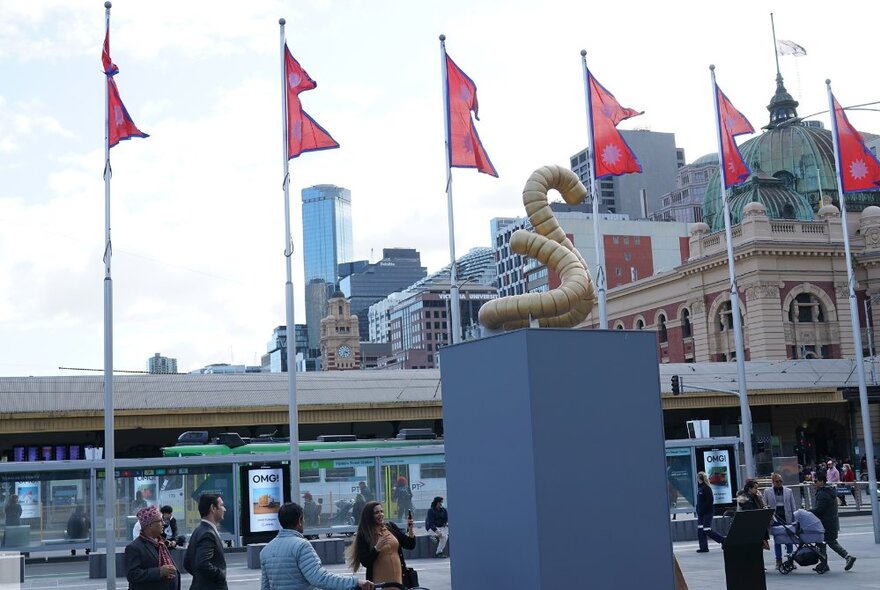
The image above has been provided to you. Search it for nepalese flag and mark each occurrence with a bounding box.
[102,29,118,76]
[107,77,149,147]
[285,45,338,159]
[715,84,755,188]
[588,71,642,178]
[445,54,497,177]
[831,94,880,193]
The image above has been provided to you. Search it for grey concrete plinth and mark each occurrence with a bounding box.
[440,329,675,589]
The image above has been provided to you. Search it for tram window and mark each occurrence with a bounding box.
[301,468,319,483]
[420,463,446,479]
[325,467,357,482]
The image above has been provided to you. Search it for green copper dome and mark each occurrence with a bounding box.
[702,74,880,231]
[727,173,815,225]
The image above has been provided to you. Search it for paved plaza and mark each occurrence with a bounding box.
[9,516,879,589]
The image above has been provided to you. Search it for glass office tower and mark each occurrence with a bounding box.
[302,185,353,357]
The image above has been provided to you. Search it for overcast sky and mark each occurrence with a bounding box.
[1,0,878,376]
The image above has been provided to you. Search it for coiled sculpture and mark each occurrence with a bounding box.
[478,165,596,331]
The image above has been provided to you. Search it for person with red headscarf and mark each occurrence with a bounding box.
[125,505,179,589]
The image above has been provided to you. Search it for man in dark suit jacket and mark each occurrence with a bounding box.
[184,494,227,590]
[126,505,180,590]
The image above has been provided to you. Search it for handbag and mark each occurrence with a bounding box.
[403,566,419,589]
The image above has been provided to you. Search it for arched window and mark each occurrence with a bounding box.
[614,321,625,330]
[789,293,826,323]
[635,319,645,330]
[681,308,692,338]
[657,314,668,343]
[785,291,833,359]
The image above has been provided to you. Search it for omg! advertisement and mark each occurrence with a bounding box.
[248,467,283,533]
[703,449,733,503]
[15,481,41,518]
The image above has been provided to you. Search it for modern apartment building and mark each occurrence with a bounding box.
[570,129,685,219]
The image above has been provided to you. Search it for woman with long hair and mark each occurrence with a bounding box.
[347,501,415,584]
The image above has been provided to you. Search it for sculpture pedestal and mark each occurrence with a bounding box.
[440,329,674,589]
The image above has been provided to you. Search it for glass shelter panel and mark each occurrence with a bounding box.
[0,470,91,551]
[666,447,695,514]
[299,457,376,530]
[98,464,235,545]
[379,454,447,525]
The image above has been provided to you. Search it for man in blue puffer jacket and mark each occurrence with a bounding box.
[260,503,373,590]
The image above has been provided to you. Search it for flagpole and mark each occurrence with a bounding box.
[826,79,880,543]
[580,50,607,329]
[709,65,755,479]
[440,34,462,344]
[101,2,119,587]
[279,18,301,505]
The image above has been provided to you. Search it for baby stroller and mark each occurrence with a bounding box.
[771,509,827,574]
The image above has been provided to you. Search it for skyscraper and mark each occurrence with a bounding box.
[302,185,353,358]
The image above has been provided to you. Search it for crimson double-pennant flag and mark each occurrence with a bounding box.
[285,45,339,160]
[588,71,642,178]
[831,93,880,193]
[103,27,147,148]
[714,83,754,189]
[445,54,497,177]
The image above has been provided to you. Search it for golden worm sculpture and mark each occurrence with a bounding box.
[478,165,596,331]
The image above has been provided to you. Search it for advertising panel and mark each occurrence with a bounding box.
[133,476,159,509]
[15,481,40,518]
[247,467,284,533]
[665,448,695,510]
[702,448,733,504]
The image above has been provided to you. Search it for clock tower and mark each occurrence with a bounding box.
[320,290,361,371]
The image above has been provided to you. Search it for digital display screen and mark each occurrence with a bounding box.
[13,447,25,462]
[55,445,67,461]
[27,447,38,462]
[69,445,82,461]
[41,446,53,461]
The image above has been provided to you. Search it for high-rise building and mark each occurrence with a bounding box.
[302,184,353,359]
[570,130,685,219]
[369,248,498,369]
[261,325,310,373]
[650,155,716,223]
[338,248,427,339]
[147,353,177,374]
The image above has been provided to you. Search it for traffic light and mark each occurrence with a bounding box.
[671,375,681,395]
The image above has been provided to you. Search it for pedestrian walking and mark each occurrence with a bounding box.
[260,502,373,590]
[695,472,724,553]
[762,473,798,571]
[125,505,180,590]
[392,477,413,521]
[184,494,228,590]
[348,501,415,585]
[425,496,449,558]
[809,471,856,573]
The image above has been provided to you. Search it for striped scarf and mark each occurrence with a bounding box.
[141,532,174,568]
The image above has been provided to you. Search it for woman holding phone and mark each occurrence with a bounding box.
[348,501,415,584]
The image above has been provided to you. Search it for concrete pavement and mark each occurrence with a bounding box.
[10,516,879,588]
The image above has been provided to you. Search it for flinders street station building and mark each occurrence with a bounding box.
[596,72,880,468]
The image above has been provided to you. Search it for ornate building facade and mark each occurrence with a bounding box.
[320,291,361,371]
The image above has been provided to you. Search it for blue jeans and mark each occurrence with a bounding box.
[774,541,794,559]
[697,513,724,550]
